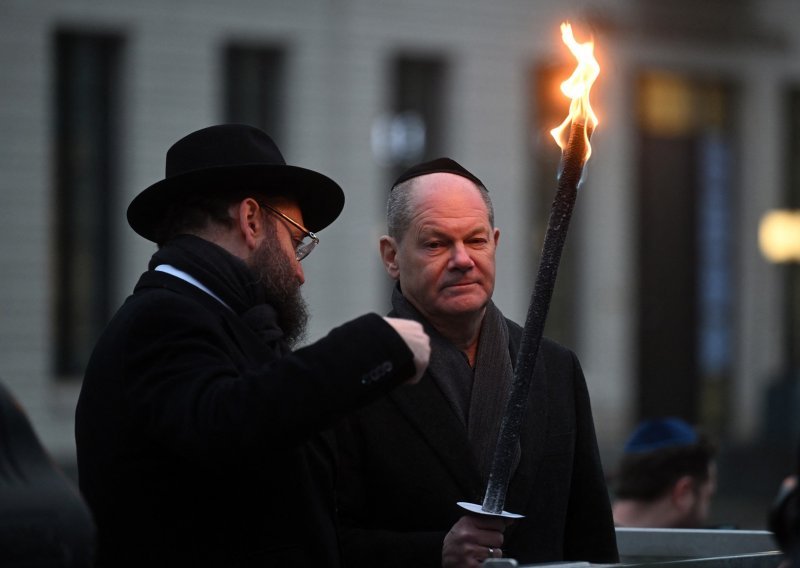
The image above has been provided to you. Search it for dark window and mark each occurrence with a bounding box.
[224,45,286,144]
[377,55,447,181]
[635,71,738,431]
[54,30,123,378]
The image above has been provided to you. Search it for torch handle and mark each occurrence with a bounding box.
[481,121,589,514]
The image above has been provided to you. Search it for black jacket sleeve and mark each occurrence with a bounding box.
[112,288,415,463]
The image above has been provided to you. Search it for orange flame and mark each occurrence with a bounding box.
[550,22,599,161]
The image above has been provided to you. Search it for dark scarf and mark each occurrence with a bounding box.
[390,286,519,483]
[149,234,290,355]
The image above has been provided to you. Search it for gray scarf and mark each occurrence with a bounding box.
[390,286,520,483]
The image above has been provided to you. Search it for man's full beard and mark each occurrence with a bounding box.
[248,235,309,347]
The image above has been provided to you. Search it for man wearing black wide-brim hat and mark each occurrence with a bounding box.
[75,124,430,567]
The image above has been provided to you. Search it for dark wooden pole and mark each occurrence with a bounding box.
[481,120,590,514]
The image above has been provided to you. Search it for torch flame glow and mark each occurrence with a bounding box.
[550,22,600,161]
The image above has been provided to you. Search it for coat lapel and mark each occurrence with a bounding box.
[388,371,485,501]
[388,351,550,511]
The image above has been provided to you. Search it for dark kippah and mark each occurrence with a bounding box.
[391,157,486,190]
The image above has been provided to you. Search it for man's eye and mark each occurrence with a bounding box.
[425,241,443,250]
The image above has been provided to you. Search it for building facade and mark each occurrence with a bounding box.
[2,0,799,525]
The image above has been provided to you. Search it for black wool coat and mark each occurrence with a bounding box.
[335,319,619,567]
[75,270,416,568]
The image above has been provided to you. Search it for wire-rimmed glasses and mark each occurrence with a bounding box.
[259,202,319,261]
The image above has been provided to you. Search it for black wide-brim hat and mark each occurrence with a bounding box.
[127,124,345,242]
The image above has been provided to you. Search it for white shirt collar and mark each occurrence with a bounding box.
[154,264,232,310]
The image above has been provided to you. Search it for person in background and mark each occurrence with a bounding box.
[75,124,430,568]
[334,157,618,568]
[612,417,718,529]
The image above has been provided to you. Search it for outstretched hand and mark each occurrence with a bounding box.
[442,514,511,568]
[383,317,430,384]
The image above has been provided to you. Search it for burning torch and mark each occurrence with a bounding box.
[459,21,600,518]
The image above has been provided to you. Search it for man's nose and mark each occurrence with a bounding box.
[296,261,305,285]
[449,243,475,270]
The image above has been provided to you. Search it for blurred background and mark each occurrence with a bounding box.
[2,0,800,530]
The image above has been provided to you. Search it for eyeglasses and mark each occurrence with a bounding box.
[259,202,319,261]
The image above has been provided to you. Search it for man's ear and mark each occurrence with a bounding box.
[672,475,696,512]
[235,198,263,250]
[379,235,400,279]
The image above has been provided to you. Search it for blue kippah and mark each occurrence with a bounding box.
[623,418,698,454]
[391,157,486,190]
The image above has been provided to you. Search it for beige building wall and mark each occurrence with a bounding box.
[1,0,799,477]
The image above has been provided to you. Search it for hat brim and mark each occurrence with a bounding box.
[127,164,345,242]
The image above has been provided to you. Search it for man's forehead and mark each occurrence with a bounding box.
[410,205,493,240]
[415,220,491,236]
[409,174,486,207]
[414,171,478,189]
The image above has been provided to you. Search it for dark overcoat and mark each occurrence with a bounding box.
[336,319,619,567]
[75,270,415,567]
